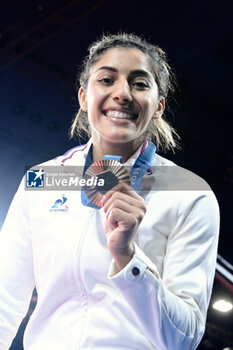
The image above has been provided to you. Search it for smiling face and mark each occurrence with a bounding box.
[78,47,165,159]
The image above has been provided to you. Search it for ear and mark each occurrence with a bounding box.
[78,87,88,112]
[152,97,165,120]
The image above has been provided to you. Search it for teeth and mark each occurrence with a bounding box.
[105,110,135,119]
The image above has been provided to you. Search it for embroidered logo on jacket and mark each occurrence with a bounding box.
[49,194,69,212]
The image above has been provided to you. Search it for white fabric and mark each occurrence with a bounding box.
[0,140,220,350]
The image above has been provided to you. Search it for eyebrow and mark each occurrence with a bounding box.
[96,66,118,73]
[96,66,153,79]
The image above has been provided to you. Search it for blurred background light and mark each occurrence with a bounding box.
[212,300,233,312]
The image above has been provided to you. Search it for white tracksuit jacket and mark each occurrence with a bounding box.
[0,140,220,350]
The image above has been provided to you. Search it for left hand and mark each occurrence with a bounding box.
[103,183,146,270]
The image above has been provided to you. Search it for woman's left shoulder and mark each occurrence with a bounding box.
[154,154,213,192]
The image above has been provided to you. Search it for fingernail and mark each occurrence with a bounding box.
[100,195,106,206]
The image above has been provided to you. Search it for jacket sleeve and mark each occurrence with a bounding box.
[0,178,35,349]
[108,191,220,350]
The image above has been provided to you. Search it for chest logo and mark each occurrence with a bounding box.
[49,194,69,212]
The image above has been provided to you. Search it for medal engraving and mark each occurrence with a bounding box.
[84,159,131,208]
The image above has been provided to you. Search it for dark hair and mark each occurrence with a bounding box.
[70,32,180,152]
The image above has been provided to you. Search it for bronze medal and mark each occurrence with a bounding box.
[83,159,131,207]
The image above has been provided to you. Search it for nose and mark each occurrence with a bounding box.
[112,79,132,104]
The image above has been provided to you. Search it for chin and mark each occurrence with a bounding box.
[104,134,135,143]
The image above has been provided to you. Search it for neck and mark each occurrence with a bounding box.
[92,138,145,163]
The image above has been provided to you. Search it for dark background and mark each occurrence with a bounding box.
[0,0,232,349]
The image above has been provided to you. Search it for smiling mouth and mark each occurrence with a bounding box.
[104,110,138,120]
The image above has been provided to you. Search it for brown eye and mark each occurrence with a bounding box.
[132,81,149,89]
[98,78,114,85]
